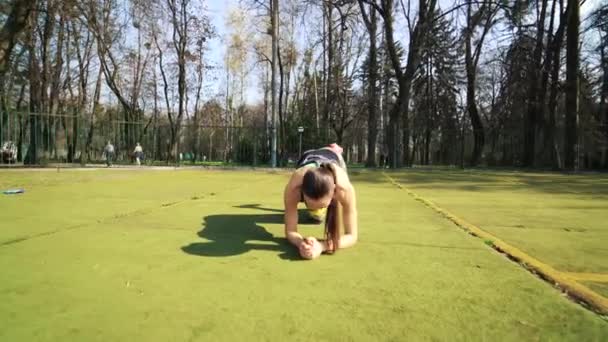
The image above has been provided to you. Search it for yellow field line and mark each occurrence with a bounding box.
[563,273,608,283]
[382,172,608,316]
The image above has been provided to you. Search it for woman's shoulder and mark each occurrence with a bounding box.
[333,166,351,187]
[284,170,305,206]
[286,168,306,191]
[334,168,354,200]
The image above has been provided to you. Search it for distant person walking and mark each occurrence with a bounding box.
[104,141,115,167]
[134,143,144,166]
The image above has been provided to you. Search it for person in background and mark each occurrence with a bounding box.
[134,142,144,166]
[104,141,115,167]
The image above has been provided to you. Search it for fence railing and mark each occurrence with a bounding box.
[3,111,605,168]
[0,112,307,167]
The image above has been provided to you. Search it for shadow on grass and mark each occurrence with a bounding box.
[181,204,320,261]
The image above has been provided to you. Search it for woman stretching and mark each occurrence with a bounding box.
[283,143,358,260]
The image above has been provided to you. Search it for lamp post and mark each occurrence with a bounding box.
[298,126,304,156]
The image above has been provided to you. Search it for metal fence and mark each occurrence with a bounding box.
[3,111,603,168]
[0,111,310,167]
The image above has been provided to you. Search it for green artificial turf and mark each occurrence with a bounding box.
[389,169,608,274]
[0,169,606,341]
[586,282,608,299]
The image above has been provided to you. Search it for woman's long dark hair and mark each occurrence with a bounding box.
[302,163,340,253]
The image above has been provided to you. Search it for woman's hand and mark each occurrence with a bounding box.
[299,237,323,260]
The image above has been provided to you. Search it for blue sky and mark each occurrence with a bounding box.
[205,0,231,101]
[205,0,265,104]
[202,0,603,105]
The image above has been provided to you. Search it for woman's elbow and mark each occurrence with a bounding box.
[340,233,358,248]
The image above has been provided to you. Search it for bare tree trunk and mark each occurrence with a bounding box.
[564,0,579,170]
[40,1,57,156]
[284,57,291,127]
[539,0,557,165]
[324,1,334,142]
[464,0,496,166]
[71,101,79,162]
[381,0,403,167]
[16,85,26,161]
[65,29,78,163]
[76,23,95,163]
[85,66,103,164]
[167,0,189,162]
[371,0,436,167]
[49,13,66,159]
[601,47,608,168]
[270,0,278,167]
[193,41,205,163]
[523,0,548,167]
[225,71,231,162]
[153,30,172,163]
[152,57,159,161]
[358,0,378,167]
[547,1,567,169]
[400,0,437,167]
[25,9,40,165]
[597,22,608,168]
[278,38,286,165]
[313,68,320,134]
[264,64,270,157]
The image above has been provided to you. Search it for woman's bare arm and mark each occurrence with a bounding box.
[338,184,358,248]
[284,175,304,247]
[319,168,358,251]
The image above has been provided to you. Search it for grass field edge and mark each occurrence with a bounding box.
[382,172,608,317]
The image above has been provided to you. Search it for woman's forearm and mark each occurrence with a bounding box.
[286,230,304,247]
[320,233,357,252]
[340,203,358,249]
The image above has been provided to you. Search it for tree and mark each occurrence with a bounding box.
[411,8,459,165]
[24,2,41,164]
[81,0,142,156]
[588,4,607,167]
[545,0,569,169]
[564,0,579,169]
[523,0,549,167]
[365,0,437,167]
[167,0,189,161]
[0,0,38,76]
[494,33,535,165]
[358,0,378,167]
[463,0,500,166]
[270,0,278,166]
